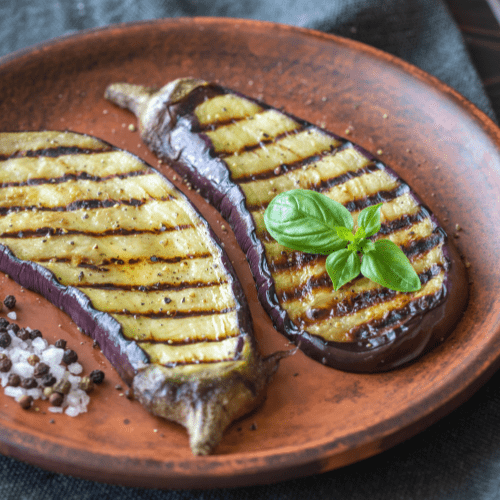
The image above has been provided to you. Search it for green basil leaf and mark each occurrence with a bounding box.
[326,249,361,291]
[335,226,354,241]
[357,203,383,238]
[264,189,353,254]
[353,226,366,242]
[360,239,376,253]
[360,239,421,292]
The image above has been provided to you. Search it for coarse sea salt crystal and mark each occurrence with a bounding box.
[6,312,16,320]
[4,386,25,399]
[65,406,81,417]
[41,347,64,366]
[11,362,34,378]
[51,365,66,381]
[48,407,63,413]
[68,362,83,375]
[32,337,48,353]
[27,388,42,399]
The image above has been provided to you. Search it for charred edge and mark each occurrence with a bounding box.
[348,285,447,342]
[0,168,149,189]
[0,224,192,239]
[295,264,444,327]
[110,306,236,319]
[0,145,114,161]
[77,279,228,292]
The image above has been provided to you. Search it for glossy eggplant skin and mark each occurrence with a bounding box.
[105,79,468,372]
[0,131,285,455]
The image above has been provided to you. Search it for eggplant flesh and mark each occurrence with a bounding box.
[0,131,285,455]
[105,78,469,372]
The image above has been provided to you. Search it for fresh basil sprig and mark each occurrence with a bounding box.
[264,189,421,292]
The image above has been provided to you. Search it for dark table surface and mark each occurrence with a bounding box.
[1,1,500,499]
[445,0,500,120]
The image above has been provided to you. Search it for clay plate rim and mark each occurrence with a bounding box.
[0,17,499,489]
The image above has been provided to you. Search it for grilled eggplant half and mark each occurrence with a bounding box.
[0,130,286,455]
[105,78,468,372]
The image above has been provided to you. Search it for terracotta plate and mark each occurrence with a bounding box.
[0,17,499,490]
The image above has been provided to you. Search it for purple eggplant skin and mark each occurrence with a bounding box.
[105,79,469,373]
[0,130,289,455]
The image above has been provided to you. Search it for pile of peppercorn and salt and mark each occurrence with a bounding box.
[0,294,105,414]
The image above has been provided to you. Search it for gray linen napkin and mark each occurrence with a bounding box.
[0,1,498,499]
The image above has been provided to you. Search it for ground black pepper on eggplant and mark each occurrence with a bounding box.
[105,78,469,372]
[0,131,287,455]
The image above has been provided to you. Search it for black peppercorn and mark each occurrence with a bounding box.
[33,362,50,378]
[21,377,38,389]
[0,318,8,329]
[7,373,20,387]
[0,357,12,372]
[7,323,19,335]
[29,329,42,340]
[0,331,11,348]
[54,339,67,349]
[18,395,33,410]
[89,369,105,385]
[49,392,64,407]
[16,328,30,341]
[62,349,78,365]
[41,374,57,387]
[3,295,16,309]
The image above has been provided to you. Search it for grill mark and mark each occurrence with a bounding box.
[174,84,231,123]
[347,286,447,342]
[150,354,241,369]
[216,124,308,158]
[377,209,427,236]
[236,143,368,187]
[0,145,114,162]
[0,168,149,189]
[295,265,444,328]
[233,133,339,184]
[77,279,228,292]
[198,107,277,132]
[269,253,325,272]
[249,180,408,213]
[344,184,409,212]
[36,252,213,269]
[276,233,444,302]
[402,229,446,259]
[0,224,192,239]
[115,306,236,320]
[0,197,167,216]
